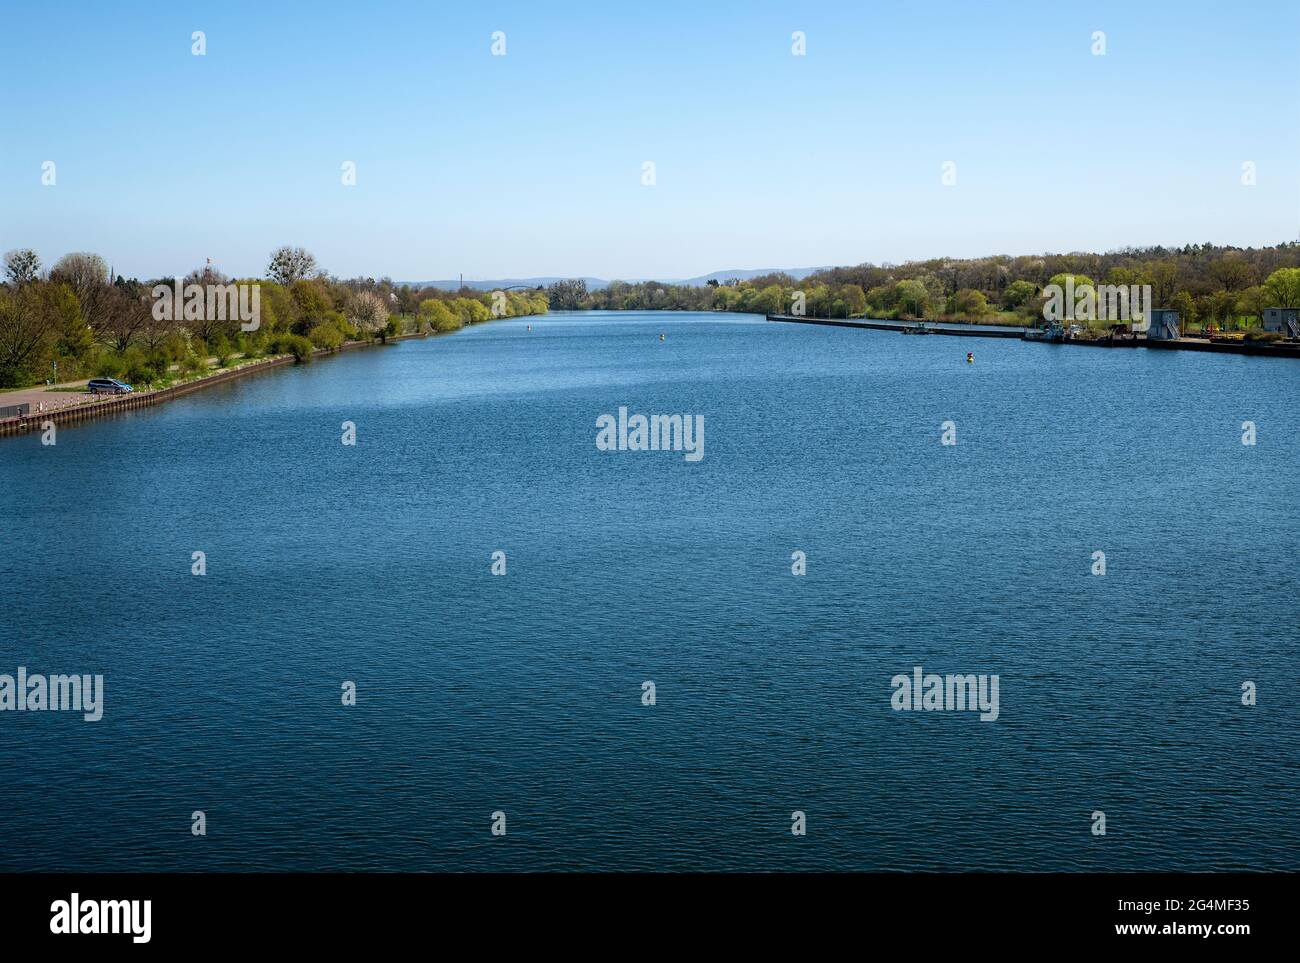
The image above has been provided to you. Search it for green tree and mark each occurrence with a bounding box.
[450,298,489,324]
[1001,279,1036,310]
[1046,272,1096,292]
[290,279,332,332]
[545,279,588,310]
[45,283,93,361]
[1209,256,1252,292]
[950,288,988,320]
[308,323,344,350]
[420,299,460,333]
[1148,261,1178,305]
[1235,286,1268,327]
[894,279,930,319]
[840,284,867,316]
[1170,290,1196,331]
[753,285,784,315]
[0,287,54,386]
[1263,267,1300,307]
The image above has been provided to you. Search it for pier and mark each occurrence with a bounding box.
[766,314,1026,338]
[767,314,1300,358]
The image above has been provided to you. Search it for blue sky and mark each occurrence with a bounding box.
[1,0,1297,281]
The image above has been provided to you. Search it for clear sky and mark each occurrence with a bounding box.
[1,0,1297,281]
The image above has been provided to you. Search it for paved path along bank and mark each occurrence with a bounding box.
[0,329,445,441]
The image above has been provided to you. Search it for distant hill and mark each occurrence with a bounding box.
[396,267,829,291]
[675,267,828,286]
[393,276,606,292]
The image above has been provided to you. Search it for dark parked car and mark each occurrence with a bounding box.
[87,378,134,395]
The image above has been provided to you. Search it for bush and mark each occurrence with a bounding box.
[124,349,154,387]
[179,352,208,377]
[0,364,34,389]
[94,351,127,379]
[308,323,344,351]
[138,349,171,386]
[1245,330,1282,343]
[269,333,314,362]
[164,334,190,362]
[238,332,265,358]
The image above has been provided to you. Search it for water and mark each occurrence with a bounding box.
[1,311,1297,872]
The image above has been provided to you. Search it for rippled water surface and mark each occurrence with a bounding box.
[1,311,1297,871]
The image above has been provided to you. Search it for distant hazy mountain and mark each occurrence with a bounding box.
[393,276,606,291]
[675,267,828,286]
[396,267,829,291]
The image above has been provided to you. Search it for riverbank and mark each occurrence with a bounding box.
[766,314,1030,338]
[767,314,1300,358]
[0,328,442,441]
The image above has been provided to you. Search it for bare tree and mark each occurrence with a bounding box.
[185,258,230,287]
[49,252,113,336]
[182,260,236,343]
[266,247,318,286]
[101,286,152,352]
[4,248,42,285]
[49,251,108,296]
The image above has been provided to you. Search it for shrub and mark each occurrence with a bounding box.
[269,333,314,362]
[145,349,172,383]
[179,351,208,377]
[308,323,344,351]
[239,332,265,358]
[0,364,34,389]
[122,349,154,387]
[94,351,127,379]
[164,334,190,362]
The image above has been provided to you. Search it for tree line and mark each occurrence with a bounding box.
[545,241,1300,330]
[0,246,547,389]
[6,240,1298,389]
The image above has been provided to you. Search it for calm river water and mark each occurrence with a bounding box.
[1,311,1296,870]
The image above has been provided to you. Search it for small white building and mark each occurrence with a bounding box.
[1263,307,1300,338]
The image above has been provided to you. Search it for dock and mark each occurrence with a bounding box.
[767,314,1300,358]
[766,314,1025,338]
